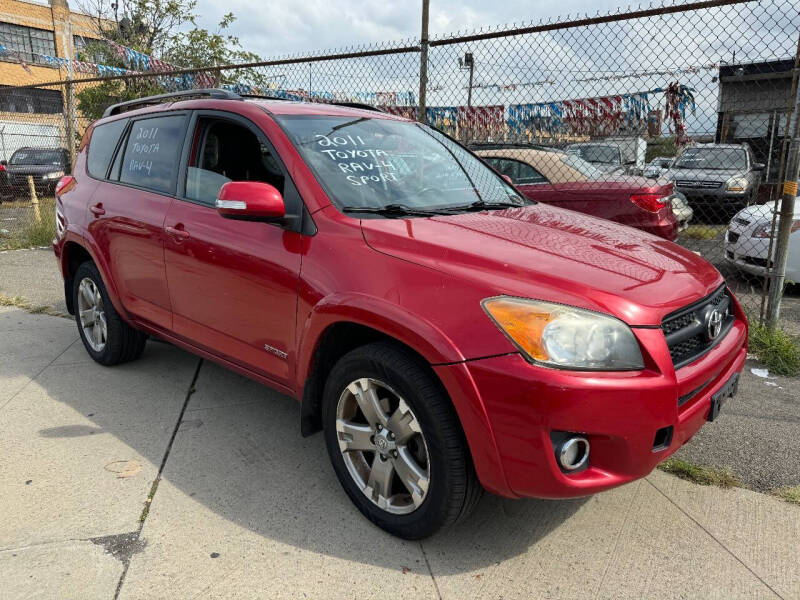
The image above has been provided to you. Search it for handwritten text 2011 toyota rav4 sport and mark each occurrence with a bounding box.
[52,91,747,539]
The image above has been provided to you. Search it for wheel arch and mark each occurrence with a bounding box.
[60,238,126,319]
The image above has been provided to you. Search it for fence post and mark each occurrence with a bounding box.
[418,0,429,124]
[28,176,41,224]
[65,80,76,168]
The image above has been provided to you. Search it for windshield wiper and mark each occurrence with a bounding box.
[440,198,527,213]
[340,204,446,218]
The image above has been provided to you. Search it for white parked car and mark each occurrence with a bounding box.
[671,191,694,232]
[724,202,800,281]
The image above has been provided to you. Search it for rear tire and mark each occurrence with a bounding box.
[322,342,482,539]
[73,261,146,365]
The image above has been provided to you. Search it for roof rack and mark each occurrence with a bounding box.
[327,102,384,113]
[102,88,242,118]
[241,95,384,113]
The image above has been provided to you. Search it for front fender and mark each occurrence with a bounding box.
[295,292,514,497]
[297,292,465,386]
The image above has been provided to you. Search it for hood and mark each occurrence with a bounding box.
[665,168,744,182]
[734,201,800,223]
[361,204,723,326]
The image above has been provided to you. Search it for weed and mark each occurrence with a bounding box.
[748,322,800,377]
[658,457,740,488]
[771,485,800,505]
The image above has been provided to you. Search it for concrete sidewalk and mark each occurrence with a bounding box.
[1,306,798,599]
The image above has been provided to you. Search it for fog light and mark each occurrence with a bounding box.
[558,436,590,471]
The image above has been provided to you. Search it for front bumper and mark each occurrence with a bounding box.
[436,316,747,499]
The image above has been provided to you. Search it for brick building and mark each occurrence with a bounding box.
[0,0,103,160]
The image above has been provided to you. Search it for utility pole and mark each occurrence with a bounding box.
[418,0,429,124]
[765,42,800,328]
[459,52,475,107]
[766,117,799,327]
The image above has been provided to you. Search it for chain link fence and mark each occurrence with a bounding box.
[0,0,798,330]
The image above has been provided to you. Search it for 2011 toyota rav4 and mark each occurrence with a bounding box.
[52,90,747,539]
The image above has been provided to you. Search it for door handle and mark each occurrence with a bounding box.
[165,225,190,240]
[90,203,105,216]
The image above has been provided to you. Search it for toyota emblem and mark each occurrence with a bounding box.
[707,308,724,340]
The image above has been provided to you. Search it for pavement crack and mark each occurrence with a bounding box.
[112,357,204,600]
[645,477,785,599]
[419,541,442,600]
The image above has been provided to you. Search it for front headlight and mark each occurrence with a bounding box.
[42,171,65,180]
[753,220,800,238]
[482,297,644,370]
[726,176,749,193]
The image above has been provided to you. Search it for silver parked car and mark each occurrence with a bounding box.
[663,143,764,222]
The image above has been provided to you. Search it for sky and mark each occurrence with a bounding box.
[188,0,797,136]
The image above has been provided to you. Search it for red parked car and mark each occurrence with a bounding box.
[476,147,679,240]
[53,90,747,539]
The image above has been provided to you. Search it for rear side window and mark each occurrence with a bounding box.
[87,118,127,179]
[120,114,187,194]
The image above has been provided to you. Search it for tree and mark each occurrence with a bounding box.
[73,1,263,120]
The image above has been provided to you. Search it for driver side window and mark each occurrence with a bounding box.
[185,117,286,207]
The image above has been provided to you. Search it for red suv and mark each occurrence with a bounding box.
[53,90,747,539]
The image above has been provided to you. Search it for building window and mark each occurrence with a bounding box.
[73,35,106,63]
[0,22,57,66]
[0,85,64,114]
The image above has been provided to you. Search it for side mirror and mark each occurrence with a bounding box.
[216,181,285,221]
[753,162,765,171]
[502,174,513,184]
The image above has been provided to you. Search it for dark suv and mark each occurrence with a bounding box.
[52,90,747,539]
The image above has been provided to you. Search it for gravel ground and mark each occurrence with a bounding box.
[1,247,798,492]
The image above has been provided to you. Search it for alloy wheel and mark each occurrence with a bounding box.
[335,377,430,515]
[77,277,107,352]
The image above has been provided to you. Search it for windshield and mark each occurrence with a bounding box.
[560,153,607,179]
[567,145,621,165]
[10,149,63,166]
[276,115,525,213]
[673,147,747,170]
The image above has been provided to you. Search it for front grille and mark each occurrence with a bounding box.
[727,231,740,243]
[733,217,750,227]
[741,256,770,268]
[675,180,723,189]
[661,286,735,369]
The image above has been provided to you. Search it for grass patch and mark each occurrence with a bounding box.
[748,322,800,377]
[0,198,56,250]
[771,485,800,505]
[658,457,741,488]
[682,224,724,240]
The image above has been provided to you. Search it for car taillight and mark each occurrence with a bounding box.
[631,193,669,213]
[0,164,5,172]
[55,175,75,196]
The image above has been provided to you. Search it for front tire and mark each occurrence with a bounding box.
[322,342,482,539]
[73,261,146,365]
